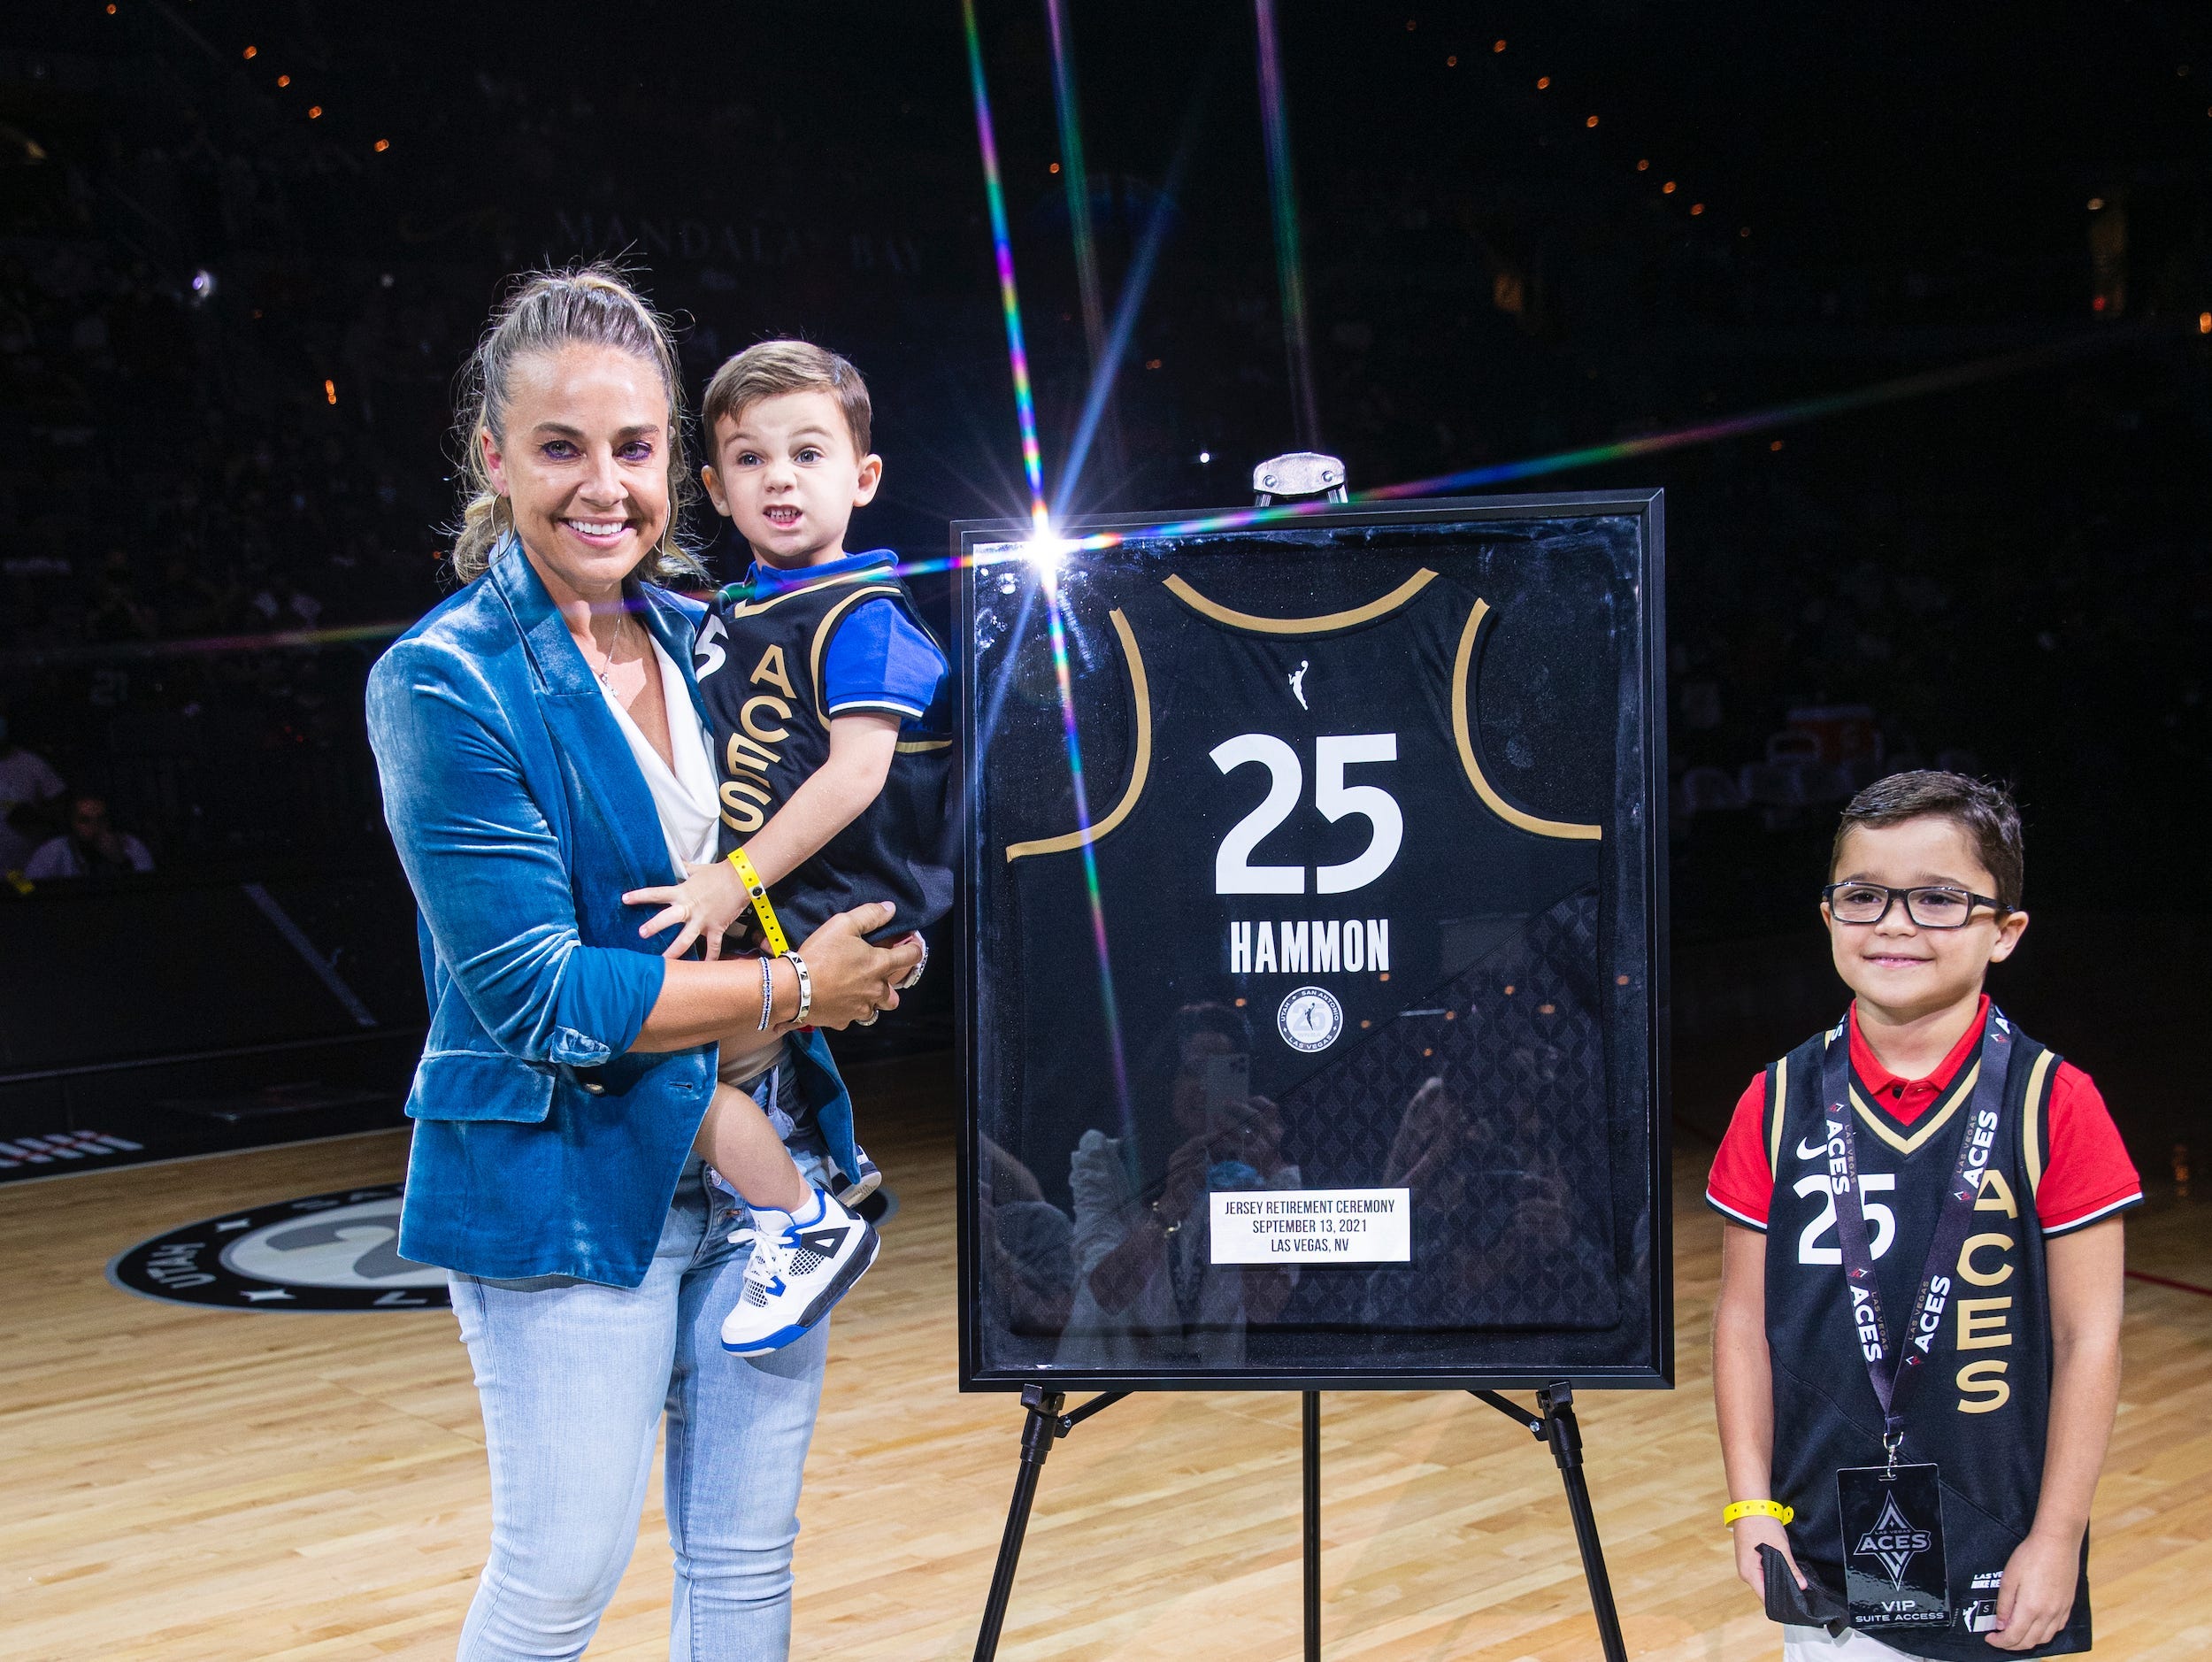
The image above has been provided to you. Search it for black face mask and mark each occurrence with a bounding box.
[1760,1542,1848,1636]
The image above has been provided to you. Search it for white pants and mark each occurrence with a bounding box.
[1784,1627,1925,1660]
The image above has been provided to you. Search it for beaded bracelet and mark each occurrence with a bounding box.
[755,954,775,1033]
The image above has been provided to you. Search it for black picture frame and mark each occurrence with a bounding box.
[954,489,1671,1392]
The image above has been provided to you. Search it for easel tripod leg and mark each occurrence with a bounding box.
[972,1387,1065,1662]
[1537,1386,1628,1662]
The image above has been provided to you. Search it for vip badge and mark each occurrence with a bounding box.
[1837,1463,1950,1629]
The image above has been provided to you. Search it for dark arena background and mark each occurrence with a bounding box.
[4,3,2208,1658]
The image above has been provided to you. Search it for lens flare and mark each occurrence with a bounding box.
[0,619,419,668]
[960,0,1133,1135]
[1035,325,2153,556]
[972,575,1041,760]
[1255,0,1321,446]
[960,0,1051,536]
[48,328,2148,678]
[1041,578,1135,1141]
[1052,119,1198,520]
[1043,0,1109,388]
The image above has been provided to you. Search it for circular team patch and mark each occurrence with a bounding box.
[1277,986,1344,1053]
[107,1184,449,1312]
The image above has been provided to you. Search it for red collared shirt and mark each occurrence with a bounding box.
[1707,994,2142,1235]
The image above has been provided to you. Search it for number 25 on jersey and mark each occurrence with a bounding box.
[1212,733,1402,896]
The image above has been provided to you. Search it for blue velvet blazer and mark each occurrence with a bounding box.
[366,543,860,1286]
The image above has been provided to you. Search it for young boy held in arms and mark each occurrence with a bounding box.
[1708,773,2138,1660]
[626,342,951,1358]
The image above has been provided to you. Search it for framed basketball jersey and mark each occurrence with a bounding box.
[956,492,1671,1389]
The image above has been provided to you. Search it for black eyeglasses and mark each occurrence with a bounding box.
[1822,882,2008,929]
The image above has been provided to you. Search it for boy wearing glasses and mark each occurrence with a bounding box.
[1707,773,2138,1659]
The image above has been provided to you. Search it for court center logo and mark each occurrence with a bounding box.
[1278,986,1343,1052]
[107,1184,448,1312]
[1854,1491,1934,1587]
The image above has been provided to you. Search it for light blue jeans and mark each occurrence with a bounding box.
[449,1139,831,1660]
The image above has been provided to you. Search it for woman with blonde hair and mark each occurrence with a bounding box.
[367,265,918,1659]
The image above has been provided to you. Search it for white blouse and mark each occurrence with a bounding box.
[600,632,720,873]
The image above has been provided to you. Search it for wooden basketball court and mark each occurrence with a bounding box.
[5,1057,2207,1659]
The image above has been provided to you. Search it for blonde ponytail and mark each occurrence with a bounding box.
[446,264,702,586]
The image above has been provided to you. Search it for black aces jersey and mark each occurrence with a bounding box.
[992,562,1619,1350]
[695,566,954,946]
[1760,1017,2089,1658]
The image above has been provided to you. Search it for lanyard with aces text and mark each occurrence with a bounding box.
[1820,1008,2013,1468]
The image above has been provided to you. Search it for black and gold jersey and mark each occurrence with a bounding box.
[1758,1016,2091,1658]
[981,551,1635,1369]
[695,564,953,945]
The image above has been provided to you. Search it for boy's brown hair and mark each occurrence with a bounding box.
[1831,770,2024,909]
[699,339,872,460]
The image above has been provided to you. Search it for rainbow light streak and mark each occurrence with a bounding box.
[1051,132,1192,520]
[972,575,1041,758]
[1042,0,1110,381]
[961,2,1131,1136]
[1026,327,2150,556]
[1041,575,1135,1142]
[1254,0,1321,446]
[0,618,413,669]
[960,0,1051,535]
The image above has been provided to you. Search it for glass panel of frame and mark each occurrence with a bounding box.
[957,495,1670,1389]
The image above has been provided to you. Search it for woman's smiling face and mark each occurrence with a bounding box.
[481,343,672,601]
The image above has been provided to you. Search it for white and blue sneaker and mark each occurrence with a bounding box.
[719,1187,878,1357]
[830,1143,881,1206]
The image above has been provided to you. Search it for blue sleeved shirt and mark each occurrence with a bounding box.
[747,550,949,730]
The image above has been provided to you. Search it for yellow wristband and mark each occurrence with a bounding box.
[1723,1500,1793,1527]
[726,847,791,956]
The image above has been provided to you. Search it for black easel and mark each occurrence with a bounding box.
[969,1381,1628,1662]
[1470,1384,1631,1662]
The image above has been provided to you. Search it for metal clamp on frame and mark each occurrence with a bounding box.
[1251,450,1348,504]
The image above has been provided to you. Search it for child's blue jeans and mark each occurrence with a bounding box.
[449,1149,833,1660]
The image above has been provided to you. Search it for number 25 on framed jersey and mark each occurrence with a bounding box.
[955,491,1671,1391]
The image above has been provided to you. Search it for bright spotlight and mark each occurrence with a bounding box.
[1198,450,1211,463]
[1023,536,1080,595]
[188,268,216,306]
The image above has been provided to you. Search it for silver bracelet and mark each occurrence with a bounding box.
[895,932,929,991]
[756,954,775,1032]
[778,950,812,1026]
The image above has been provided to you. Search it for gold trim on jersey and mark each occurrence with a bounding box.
[1003,607,1152,863]
[808,585,908,723]
[895,738,952,754]
[1767,1054,1789,1176]
[1851,1059,1979,1156]
[1161,568,1440,635]
[721,566,890,619]
[2022,1048,2056,1198]
[1449,601,1605,841]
